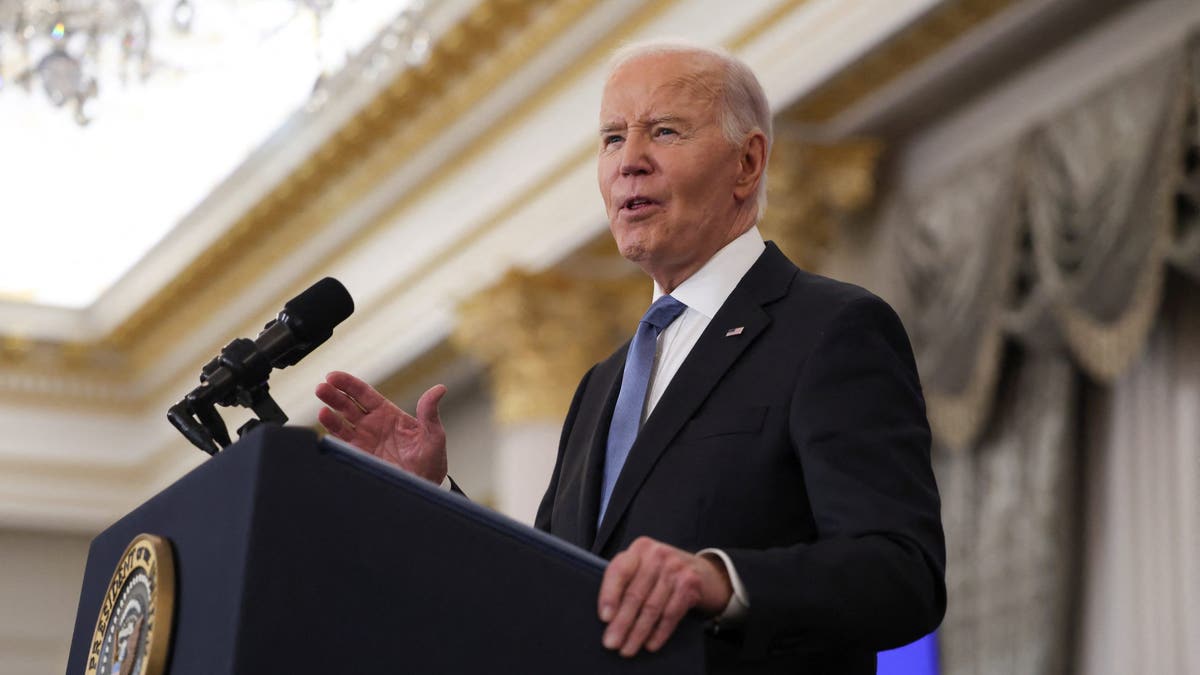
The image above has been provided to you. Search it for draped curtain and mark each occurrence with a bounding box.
[933,352,1078,675]
[1076,282,1200,675]
[872,32,1200,675]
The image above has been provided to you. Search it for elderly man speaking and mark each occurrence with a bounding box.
[316,41,945,674]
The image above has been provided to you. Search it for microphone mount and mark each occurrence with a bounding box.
[168,278,354,455]
[168,335,290,455]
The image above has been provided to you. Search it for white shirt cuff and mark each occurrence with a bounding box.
[697,548,750,623]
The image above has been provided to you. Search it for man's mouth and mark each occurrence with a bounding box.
[622,196,658,211]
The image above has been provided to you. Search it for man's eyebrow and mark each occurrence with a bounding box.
[645,114,686,127]
[600,115,689,134]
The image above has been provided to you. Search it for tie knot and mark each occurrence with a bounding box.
[641,295,687,332]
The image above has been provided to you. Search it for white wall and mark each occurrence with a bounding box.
[0,528,92,675]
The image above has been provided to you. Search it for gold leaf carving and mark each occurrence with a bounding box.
[454,245,645,425]
[762,137,883,271]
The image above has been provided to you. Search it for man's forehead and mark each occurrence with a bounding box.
[599,61,721,124]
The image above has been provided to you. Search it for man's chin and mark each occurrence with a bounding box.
[611,225,664,266]
[616,241,649,264]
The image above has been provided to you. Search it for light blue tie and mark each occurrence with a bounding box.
[598,294,687,526]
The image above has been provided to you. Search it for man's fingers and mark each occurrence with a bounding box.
[597,540,711,658]
[604,571,657,652]
[598,551,639,623]
[645,575,700,652]
[416,384,447,426]
[603,554,660,652]
[315,382,367,423]
[325,371,389,411]
[317,407,354,440]
[619,573,673,657]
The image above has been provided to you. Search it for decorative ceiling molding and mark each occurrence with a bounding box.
[785,0,1020,125]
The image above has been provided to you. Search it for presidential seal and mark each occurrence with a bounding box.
[85,534,175,675]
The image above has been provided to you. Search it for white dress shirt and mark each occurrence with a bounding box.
[642,225,765,622]
[643,226,766,422]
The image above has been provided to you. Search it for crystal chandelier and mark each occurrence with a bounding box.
[0,0,430,125]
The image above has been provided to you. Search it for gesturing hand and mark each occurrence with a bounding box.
[315,371,448,484]
[598,537,733,657]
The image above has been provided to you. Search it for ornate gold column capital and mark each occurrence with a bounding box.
[453,251,645,425]
[762,136,884,271]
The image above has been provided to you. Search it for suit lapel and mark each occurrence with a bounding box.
[570,348,625,547]
[590,243,795,554]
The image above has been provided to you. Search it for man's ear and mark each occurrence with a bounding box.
[733,132,768,202]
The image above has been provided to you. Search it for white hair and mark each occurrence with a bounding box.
[607,39,773,221]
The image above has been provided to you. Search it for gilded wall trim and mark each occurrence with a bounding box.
[761,136,884,271]
[787,0,1020,124]
[453,266,646,424]
[727,0,814,51]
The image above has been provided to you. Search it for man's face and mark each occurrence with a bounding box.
[597,53,747,288]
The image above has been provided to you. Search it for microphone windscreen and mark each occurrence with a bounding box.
[283,277,355,343]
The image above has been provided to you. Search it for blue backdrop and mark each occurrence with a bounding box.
[878,632,939,675]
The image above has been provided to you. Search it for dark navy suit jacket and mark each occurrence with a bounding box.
[534,243,946,674]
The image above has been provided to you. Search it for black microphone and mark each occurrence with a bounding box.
[168,277,354,454]
[251,276,356,370]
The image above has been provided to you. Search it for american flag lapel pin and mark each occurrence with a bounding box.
[725,326,744,337]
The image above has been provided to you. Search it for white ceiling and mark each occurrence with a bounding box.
[0,0,419,308]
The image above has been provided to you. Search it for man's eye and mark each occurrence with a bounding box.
[654,127,677,137]
[603,134,624,146]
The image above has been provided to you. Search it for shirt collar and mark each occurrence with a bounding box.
[652,226,766,319]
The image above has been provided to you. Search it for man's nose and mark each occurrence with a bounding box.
[619,133,652,176]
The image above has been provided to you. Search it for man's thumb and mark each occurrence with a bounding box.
[416,384,447,425]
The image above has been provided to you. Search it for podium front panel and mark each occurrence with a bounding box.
[66,426,705,674]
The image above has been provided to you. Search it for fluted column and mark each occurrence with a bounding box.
[454,248,645,523]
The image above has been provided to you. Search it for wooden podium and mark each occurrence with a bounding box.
[65,426,705,673]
